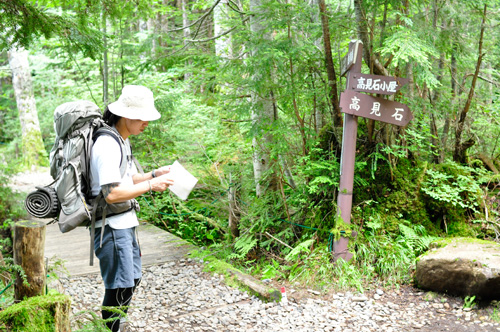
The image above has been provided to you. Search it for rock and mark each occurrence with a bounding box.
[352,295,368,302]
[415,237,500,299]
[307,289,320,296]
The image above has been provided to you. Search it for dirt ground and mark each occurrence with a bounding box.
[273,280,500,332]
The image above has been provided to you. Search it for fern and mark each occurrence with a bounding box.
[398,224,437,256]
[233,234,257,258]
[284,239,314,262]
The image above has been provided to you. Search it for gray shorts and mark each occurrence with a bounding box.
[94,226,142,289]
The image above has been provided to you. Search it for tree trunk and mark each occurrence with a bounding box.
[183,0,193,81]
[228,173,240,238]
[102,13,109,105]
[311,1,325,134]
[441,28,458,163]
[250,0,277,196]
[354,0,388,76]
[214,0,231,58]
[8,47,46,168]
[430,7,445,164]
[318,0,342,127]
[453,5,486,163]
[477,153,499,174]
[13,220,46,301]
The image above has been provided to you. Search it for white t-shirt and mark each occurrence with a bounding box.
[90,133,139,229]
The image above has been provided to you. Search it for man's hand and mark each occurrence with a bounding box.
[150,174,174,192]
[153,165,171,178]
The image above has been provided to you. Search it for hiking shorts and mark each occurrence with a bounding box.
[94,225,142,289]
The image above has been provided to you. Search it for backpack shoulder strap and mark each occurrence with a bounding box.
[93,126,128,178]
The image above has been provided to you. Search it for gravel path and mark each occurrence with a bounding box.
[60,259,500,332]
[11,168,500,332]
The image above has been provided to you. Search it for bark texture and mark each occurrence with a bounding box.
[13,220,46,301]
[8,47,46,168]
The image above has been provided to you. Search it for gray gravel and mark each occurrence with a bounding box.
[58,258,500,332]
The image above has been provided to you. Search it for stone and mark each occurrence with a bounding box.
[415,237,500,299]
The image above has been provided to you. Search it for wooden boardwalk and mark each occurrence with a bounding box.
[44,221,195,277]
[11,168,195,277]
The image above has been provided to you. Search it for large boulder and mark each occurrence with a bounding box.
[415,237,500,299]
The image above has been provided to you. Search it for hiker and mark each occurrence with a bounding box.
[89,85,174,332]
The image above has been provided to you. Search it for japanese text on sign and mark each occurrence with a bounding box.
[356,78,397,93]
[341,90,413,127]
[349,73,409,95]
[348,97,406,122]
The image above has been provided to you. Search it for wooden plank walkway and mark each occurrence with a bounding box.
[43,220,196,277]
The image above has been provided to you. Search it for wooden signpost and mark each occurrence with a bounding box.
[333,40,412,261]
[339,89,413,126]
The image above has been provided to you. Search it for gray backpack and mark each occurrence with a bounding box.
[48,100,141,265]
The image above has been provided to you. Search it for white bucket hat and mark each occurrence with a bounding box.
[108,85,161,121]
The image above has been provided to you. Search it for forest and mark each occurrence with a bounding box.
[1,0,500,295]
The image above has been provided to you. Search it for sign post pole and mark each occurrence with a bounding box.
[333,40,412,261]
[333,40,363,261]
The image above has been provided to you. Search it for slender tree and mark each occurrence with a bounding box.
[249,0,277,196]
[8,47,46,168]
[453,4,487,163]
[318,0,342,128]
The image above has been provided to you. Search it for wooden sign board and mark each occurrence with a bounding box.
[348,73,409,95]
[339,90,413,127]
[340,41,362,77]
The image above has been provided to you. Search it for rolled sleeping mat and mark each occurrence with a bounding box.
[25,186,60,219]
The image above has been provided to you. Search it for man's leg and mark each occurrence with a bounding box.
[102,278,140,332]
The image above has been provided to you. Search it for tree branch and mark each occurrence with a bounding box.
[187,17,249,43]
[460,73,499,92]
[167,0,221,32]
[221,118,252,123]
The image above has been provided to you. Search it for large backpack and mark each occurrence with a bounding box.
[47,100,140,265]
[48,101,125,229]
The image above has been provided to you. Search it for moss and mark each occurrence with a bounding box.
[430,237,498,249]
[331,217,354,241]
[189,249,280,302]
[0,293,71,332]
[423,291,439,301]
[447,221,479,237]
[22,128,49,169]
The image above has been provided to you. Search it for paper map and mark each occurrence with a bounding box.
[168,161,198,200]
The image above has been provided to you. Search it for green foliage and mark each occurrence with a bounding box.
[378,26,440,89]
[139,193,223,247]
[0,0,104,59]
[463,295,477,309]
[285,238,314,262]
[0,174,26,257]
[422,168,482,212]
[286,244,347,291]
[421,162,489,231]
[398,223,438,256]
[232,234,258,260]
[0,85,20,144]
[261,259,285,280]
[298,148,340,195]
[355,219,417,287]
[0,292,71,332]
[71,310,113,332]
[447,221,479,237]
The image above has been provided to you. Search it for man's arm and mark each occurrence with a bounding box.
[103,175,174,204]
